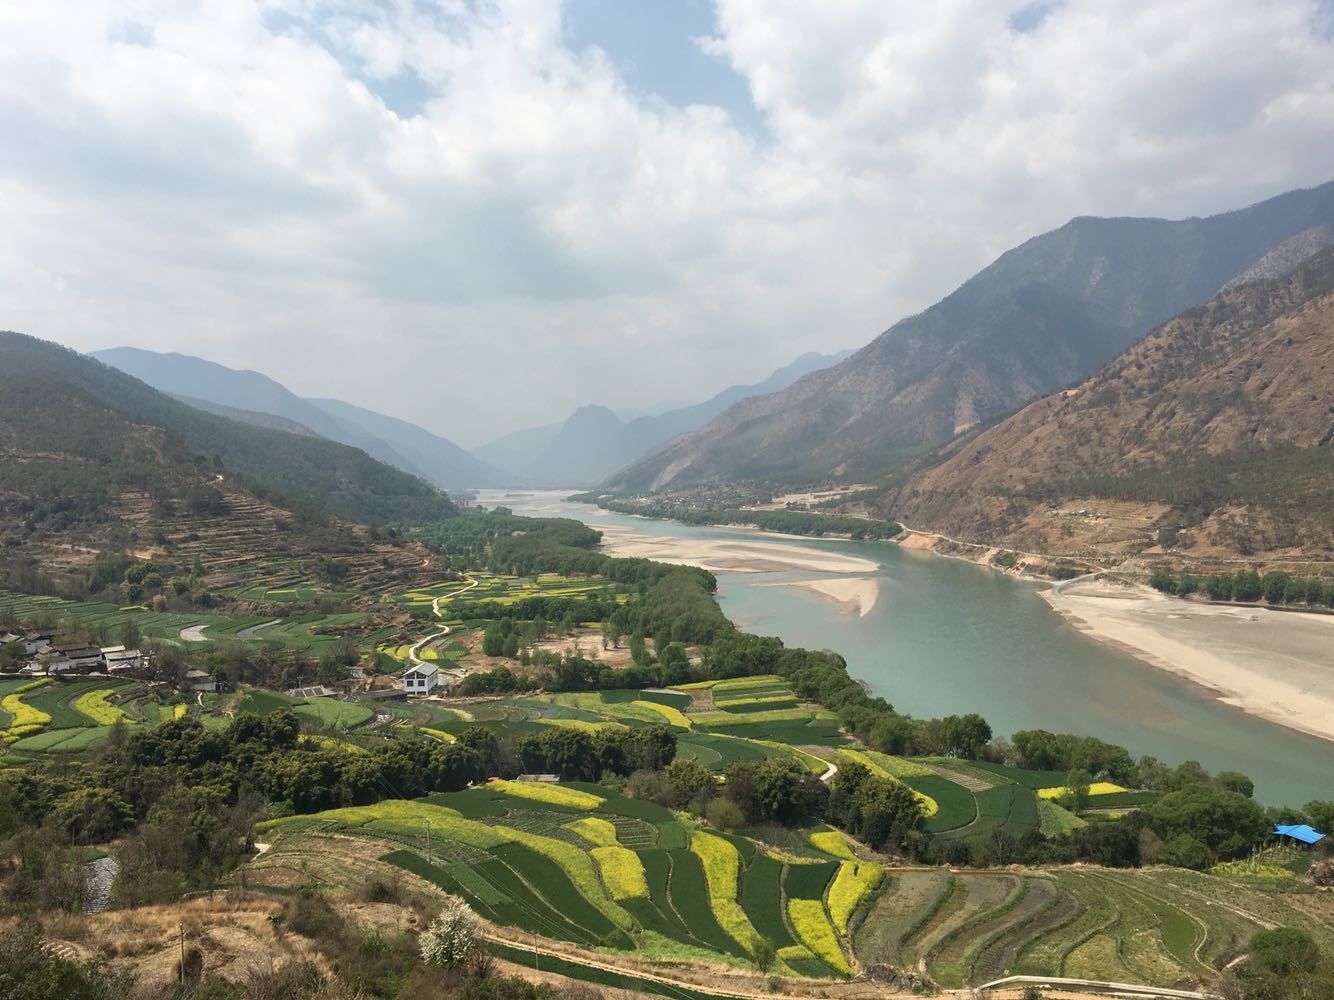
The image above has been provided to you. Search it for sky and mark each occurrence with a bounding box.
[3,1,1334,447]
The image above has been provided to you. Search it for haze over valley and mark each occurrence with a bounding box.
[2,3,1333,999]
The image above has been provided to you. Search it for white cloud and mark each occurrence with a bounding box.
[1,0,1332,446]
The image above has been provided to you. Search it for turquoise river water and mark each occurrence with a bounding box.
[488,492,1333,807]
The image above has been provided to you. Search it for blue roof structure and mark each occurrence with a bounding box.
[1274,823,1325,845]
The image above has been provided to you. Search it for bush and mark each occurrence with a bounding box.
[706,797,744,832]
[420,899,480,968]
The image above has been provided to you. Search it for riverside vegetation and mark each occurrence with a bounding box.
[2,506,1332,999]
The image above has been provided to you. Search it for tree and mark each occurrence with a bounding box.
[419,899,479,968]
[941,713,992,759]
[752,937,776,974]
[1233,569,1263,602]
[663,757,712,809]
[1216,771,1255,798]
[1163,833,1209,870]
[1059,769,1092,814]
[1148,784,1268,861]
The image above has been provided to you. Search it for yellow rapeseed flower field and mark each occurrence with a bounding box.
[826,861,882,934]
[690,831,762,955]
[566,816,619,847]
[808,830,855,859]
[787,897,851,975]
[1037,781,1126,799]
[484,779,604,809]
[591,845,648,899]
[72,687,128,726]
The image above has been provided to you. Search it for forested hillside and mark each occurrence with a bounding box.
[93,346,508,489]
[2,333,456,527]
[609,181,1334,492]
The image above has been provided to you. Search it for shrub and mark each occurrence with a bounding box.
[706,797,744,832]
[420,899,479,968]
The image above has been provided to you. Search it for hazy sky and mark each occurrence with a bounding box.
[4,1,1334,446]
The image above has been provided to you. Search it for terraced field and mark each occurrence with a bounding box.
[256,781,887,980]
[0,590,378,655]
[392,573,628,611]
[854,865,1331,990]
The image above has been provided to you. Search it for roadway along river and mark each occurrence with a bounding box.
[484,491,1333,807]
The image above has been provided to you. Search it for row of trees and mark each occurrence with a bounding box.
[593,499,904,541]
[1150,566,1334,607]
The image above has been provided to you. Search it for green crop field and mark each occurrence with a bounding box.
[247,761,1329,993]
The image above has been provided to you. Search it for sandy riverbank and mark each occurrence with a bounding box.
[595,523,880,575]
[756,576,881,616]
[1043,578,1334,744]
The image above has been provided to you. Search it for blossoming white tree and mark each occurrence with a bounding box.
[419,899,479,968]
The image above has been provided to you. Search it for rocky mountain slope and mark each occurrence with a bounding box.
[472,350,851,485]
[608,181,1334,493]
[875,248,1334,561]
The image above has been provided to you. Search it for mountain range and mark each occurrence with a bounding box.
[873,247,1334,560]
[95,346,854,490]
[471,350,853,486]
[91,347,509,489]
[607,181,1334,493]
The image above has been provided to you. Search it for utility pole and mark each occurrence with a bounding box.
[178,923,185,984]
[425,818,432,866]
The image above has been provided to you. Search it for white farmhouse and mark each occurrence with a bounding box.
[402,663,439,696]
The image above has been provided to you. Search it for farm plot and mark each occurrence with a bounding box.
[0,590,232,644]
[901,773,977,833]
[854,871,953,968]
[691,830,763,956]
[926,877,1057,988]
[784,860,847,975]
[233,687,372,730]
[26,680,133,729]
[694,708,847,745]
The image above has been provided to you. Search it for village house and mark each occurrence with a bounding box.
[20,630,55,656]
[102,645,147,673]
[183,668,220,693]
[402,663,439,696]
[47,643,105,673]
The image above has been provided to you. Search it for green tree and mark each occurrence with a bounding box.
[1233,569,1263,602]
[663,757,712,809]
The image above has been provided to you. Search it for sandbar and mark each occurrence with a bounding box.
[1043,578,1334,744]
[595,524,880,575]
[758,576,881,616]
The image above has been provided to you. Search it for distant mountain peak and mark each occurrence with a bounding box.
[605,179,1334,493]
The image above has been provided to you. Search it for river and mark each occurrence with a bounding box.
[484,491,1333,806]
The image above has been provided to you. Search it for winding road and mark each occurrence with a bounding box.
[406,576,480,668]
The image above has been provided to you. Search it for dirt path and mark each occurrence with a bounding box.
[179,624,209,642]
[406,577,481,669]
[236,618,282,640]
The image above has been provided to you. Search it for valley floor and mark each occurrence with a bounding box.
[1043,579,1334,744]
